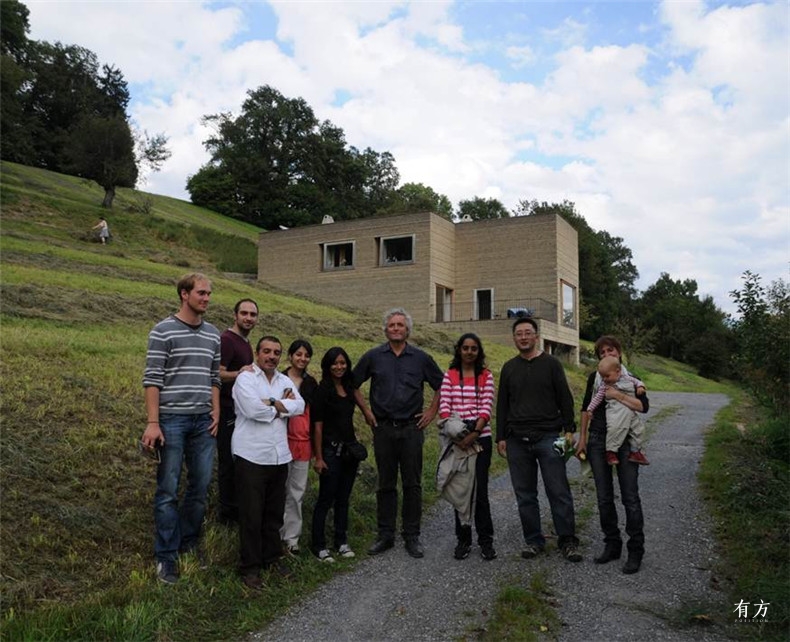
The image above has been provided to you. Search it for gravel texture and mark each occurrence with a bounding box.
[254,392,732,642]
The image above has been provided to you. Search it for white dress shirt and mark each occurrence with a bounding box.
[232,364,305,465]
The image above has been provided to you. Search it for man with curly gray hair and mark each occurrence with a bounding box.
[354,308,443,559]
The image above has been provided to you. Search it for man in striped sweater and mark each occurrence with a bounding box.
[142,273,222,584]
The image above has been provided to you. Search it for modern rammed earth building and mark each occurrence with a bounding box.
[257,211,579,363]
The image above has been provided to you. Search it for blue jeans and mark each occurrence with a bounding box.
[154,413,215,562]
[506,434,578,549]
[587,431,644,554]
[311,446,359,552]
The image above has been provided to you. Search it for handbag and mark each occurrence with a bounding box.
[342,440,368,463]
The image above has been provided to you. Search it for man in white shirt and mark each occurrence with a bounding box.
[232,335,305,590]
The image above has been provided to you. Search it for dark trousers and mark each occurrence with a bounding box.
[454,436,494,546]
[587,431,645,554]
[373,419,424,540]
[216,407,237,522]
[311,446,359,552]
[234,456,288,576]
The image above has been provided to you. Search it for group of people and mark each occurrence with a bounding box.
[141,272,649,589]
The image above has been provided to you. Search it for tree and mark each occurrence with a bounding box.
[0,0,33,162]
[0,9,170,207]
[64,114,137,208]
[457,196,509,221]
[730,271,790,411]
[189,85,402,228]
[384,182,453,219]
[638,273,731,379]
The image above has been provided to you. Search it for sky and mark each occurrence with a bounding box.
[26,0,789,314]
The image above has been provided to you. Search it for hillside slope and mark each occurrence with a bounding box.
[0,162,729,639]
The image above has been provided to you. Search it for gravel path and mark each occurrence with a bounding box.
[254,392,731,642]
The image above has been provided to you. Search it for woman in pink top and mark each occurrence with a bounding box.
[280,339,318,554]
[438,333,496,561]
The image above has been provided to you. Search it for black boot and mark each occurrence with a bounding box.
[594,543,622,564]
[454,525,472,560]
[622,551,643,574]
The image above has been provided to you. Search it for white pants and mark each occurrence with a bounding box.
[281,459,310,546]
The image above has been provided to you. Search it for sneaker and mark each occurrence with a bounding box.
[605,451,619,465]
[454,541,471,560]
[480,544,497,561]
[627,451,650,465]
[317,549,336,563]
[521,545,543,559]
[156,560,179,584]
[337,544,355,558]
[561,544,583,563]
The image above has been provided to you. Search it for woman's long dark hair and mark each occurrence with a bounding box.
[320,346,354,395]
[287,339,313,359]
[448,332,486,377]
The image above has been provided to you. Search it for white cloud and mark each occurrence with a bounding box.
[506,44,536,68]
[21,0,790,313]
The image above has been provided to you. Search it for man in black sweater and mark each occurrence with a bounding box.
[495,317,582,562]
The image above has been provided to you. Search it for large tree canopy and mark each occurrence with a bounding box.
[0,0,169,208]
[457,196,509,221]
[188,85,403,229]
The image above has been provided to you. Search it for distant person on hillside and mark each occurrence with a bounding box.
[217,299,259,526]
[92,217,109,244]
[585,356,649,466]
[576,335,649,574]
[353,308,443,559]
[280,339,318,555]
[495,317,582,563]
[141,273,222,585]
[232,335,304,590]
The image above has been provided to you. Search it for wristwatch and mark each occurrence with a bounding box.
[268,397,277,406]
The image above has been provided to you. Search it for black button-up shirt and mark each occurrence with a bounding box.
[353,342,443,420]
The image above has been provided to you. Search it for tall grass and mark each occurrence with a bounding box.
[698,397,789,639]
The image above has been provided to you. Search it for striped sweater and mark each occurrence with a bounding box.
[438,368,495,438]
[142,315,221,415]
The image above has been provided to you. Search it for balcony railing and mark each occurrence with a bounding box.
[431,297,559,324]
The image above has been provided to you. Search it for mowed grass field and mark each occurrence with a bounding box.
[0,161,468,639]
[0,161,738,640]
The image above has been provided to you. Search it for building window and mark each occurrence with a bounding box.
[561,281,576,328]
[378,235,415,265]
[322,241,355,270]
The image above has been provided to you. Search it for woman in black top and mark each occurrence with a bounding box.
[577,335,649,574]
[311,347,364,562]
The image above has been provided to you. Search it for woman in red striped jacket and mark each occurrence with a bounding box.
[438,333,497,561]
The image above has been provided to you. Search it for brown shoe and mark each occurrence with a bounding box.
[241,574,263,591]
[266,557,293,579]
[627,451,650,465]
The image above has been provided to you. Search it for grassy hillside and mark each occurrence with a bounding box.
[0,162,733,640]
